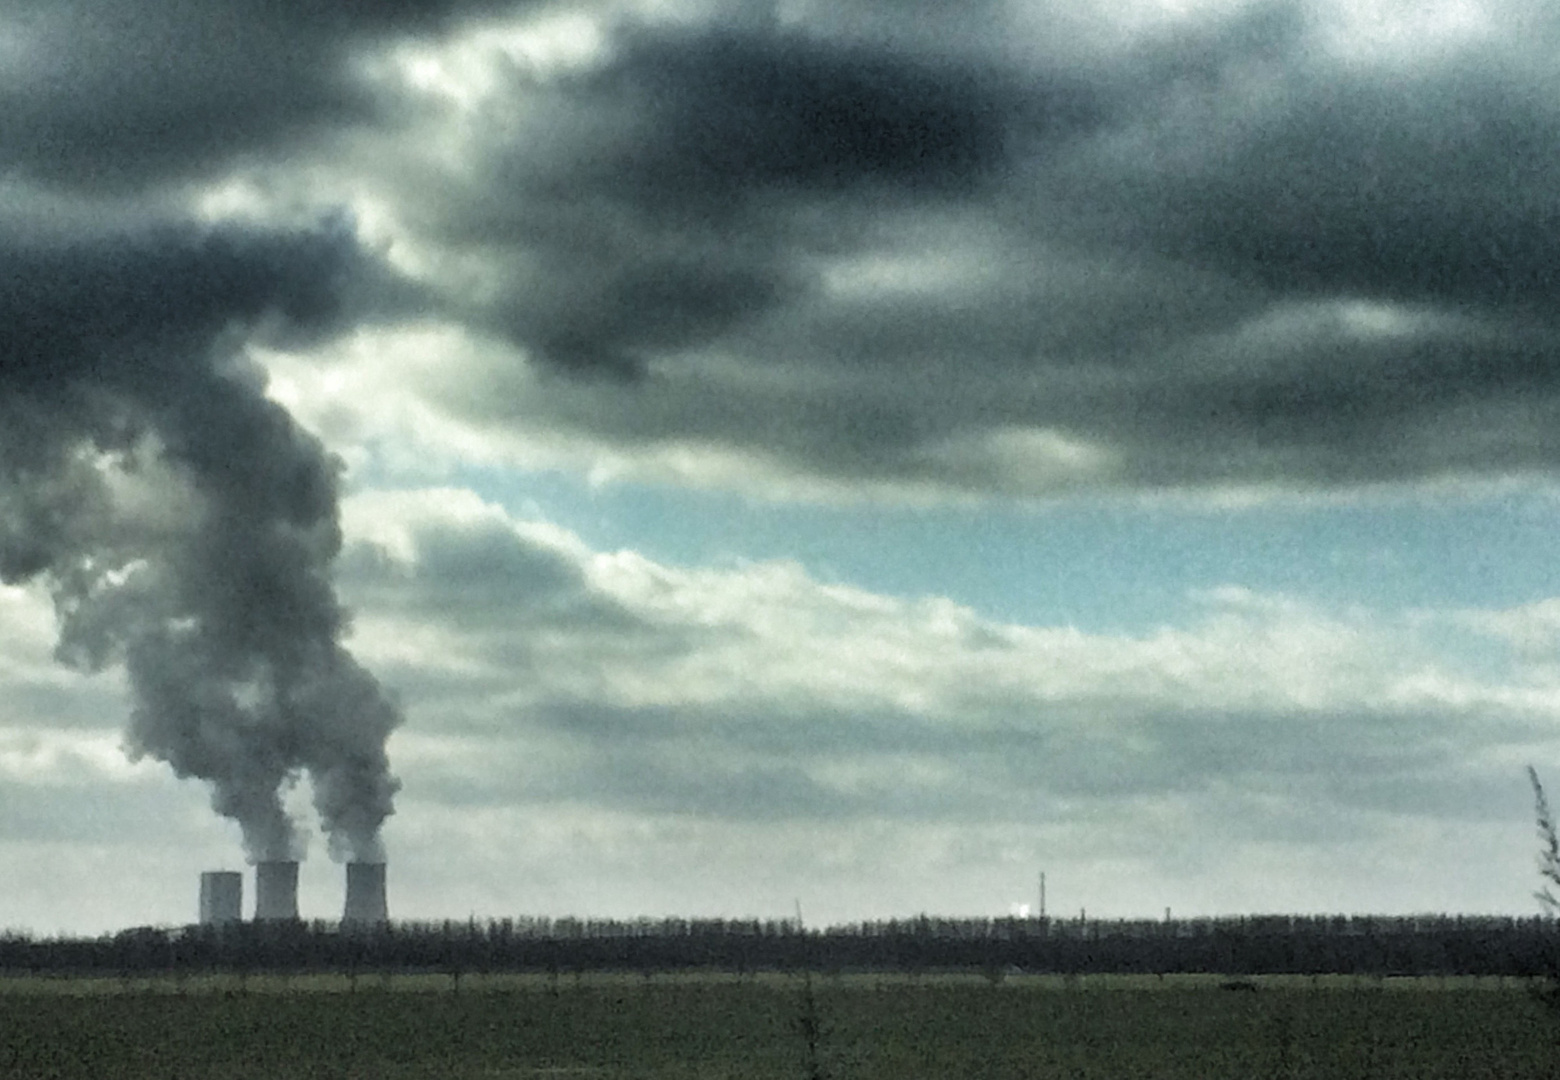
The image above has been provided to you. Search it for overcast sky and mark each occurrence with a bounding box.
[3,0,1560,934]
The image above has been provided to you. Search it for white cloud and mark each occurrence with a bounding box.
[1457,597,1560,655]
[332,489,1558,868]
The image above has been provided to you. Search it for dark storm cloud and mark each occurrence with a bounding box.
[429,13,1118,378]
[0,0,525,190]
[11,0,1560,499]
[1094,317,1560,487]
[0,215,416,861]
[377,0,1560,494]
[1088,61,1560,312]
[565,26,1027,201]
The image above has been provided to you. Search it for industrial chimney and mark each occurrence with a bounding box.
[199,871,242,926]
[342,862,388,926]
[254,860,300,921]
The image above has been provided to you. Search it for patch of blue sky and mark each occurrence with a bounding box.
[422,465,1560,635]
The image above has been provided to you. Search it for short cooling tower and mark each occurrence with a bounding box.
[342,862,388,925]
[254,860,300,921]
[198,871,242,926]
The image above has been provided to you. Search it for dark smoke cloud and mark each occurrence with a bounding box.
[0,216,405,861]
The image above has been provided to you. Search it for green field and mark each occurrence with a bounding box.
[2,973,1556,1078]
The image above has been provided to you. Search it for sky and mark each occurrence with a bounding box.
[2,0,1560,935]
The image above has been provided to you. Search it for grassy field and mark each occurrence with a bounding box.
[1,972,1556,1078]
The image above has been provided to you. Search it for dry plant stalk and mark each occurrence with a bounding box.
[1529,766,1560,916]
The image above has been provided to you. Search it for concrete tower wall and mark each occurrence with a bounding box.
[199,871,242,926]
[254,860,300,921]
[342,862,388,925]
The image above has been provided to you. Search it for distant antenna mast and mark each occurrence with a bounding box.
[1038,872,1046,919]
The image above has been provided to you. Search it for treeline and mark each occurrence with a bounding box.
[3,914,1559,979]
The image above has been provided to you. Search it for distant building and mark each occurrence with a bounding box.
[343,862,389,926]
[255,861,300,921]
[198,871,242,926]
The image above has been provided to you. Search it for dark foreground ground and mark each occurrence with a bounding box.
[2,973,1557,1079]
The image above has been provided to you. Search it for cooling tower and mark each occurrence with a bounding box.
[254,860,300,921]
[198,871,242,926]
[342,862,388,925]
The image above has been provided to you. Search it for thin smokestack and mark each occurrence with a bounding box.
[342,862,388,926]
[199,871,242,926]
[254,860,300,922]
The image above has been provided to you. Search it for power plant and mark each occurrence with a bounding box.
[342,862,389,925]
[198,871,242,926]
[198,861,390,925]
[254,860,301,922]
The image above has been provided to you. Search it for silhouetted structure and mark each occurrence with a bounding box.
[254,861,299,922]
[343,863,388,926]
[198,872,242,926]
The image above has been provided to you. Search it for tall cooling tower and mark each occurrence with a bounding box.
[342,862,388,925]
[199,871,242,926]
[254,860,300,921]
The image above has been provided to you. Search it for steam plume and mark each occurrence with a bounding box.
[0,215,401,862]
